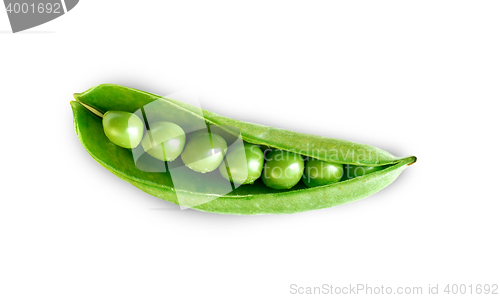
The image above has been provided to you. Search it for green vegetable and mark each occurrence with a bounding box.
[102,111,144,148]
[181,132,227,173]
[262,150,305,189]
[71,84,416,215]
[303,158,343,187]
[141,121,186,161]
[345,164,385,179]
[219,143,264,185]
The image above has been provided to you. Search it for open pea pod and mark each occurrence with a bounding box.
[71,84,416,215]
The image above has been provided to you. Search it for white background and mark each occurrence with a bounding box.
[1,1,499,297]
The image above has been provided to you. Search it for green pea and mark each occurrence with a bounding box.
[303,158,343,187]
[219,143,264,184]
[141,121,186,161]
[262,150,304,189]
[345,164,385,179]
[181,132,227,173]
[102,111,144,149]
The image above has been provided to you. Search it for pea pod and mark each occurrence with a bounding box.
[71,84,416,215]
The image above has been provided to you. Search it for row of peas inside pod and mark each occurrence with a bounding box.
[102,111,384,190]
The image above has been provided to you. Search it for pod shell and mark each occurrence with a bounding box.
[71,84,416,215]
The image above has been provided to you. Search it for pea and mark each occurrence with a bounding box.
[262,150,304,189]
[102,111,144,149]
[345,164,385,179]
[219,143,264,184]
[181,132,227,173]
[141,121,186,161]
[302,158,343,187]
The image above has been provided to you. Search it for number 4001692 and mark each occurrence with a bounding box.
[5,2,61,14]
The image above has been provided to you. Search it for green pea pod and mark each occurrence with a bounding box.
[71,84,416,215]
